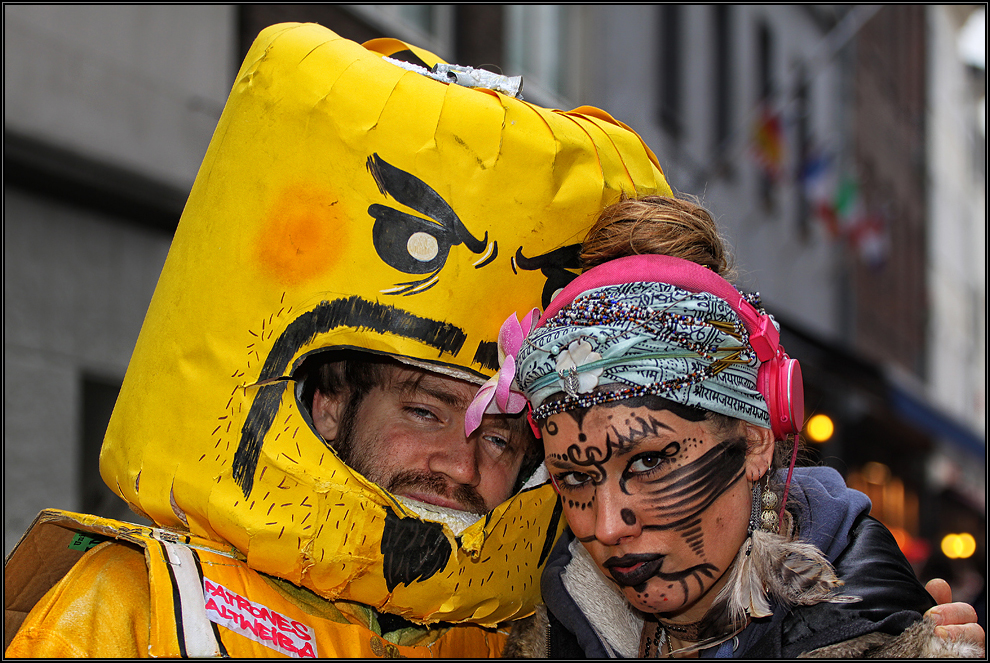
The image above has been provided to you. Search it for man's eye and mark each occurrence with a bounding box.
[482,434,512,458]
[406,407,438,421]
[484,434,508,449]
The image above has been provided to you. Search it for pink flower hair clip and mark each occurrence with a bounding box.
[465,308,541,436]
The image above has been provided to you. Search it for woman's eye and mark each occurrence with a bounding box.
[629,455,664,474]
[561,472,591,487]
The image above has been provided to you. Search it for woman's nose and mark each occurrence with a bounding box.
[594,482,641,545]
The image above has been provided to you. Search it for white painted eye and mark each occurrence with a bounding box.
[407,232,440,262]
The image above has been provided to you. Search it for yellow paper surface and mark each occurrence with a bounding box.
[100,22,671,625]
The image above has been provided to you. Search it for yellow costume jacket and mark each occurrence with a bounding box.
[7,512,507,658]
[5,23,670,658]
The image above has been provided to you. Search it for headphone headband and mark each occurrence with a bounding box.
[541,254,803,440]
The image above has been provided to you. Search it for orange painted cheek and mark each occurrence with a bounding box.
[255,184,350,286]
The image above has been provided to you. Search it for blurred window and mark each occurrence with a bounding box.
[658,5,683,139]
[795,65,811,238]
[757,20,777,210]
[504,5,579,108]
[345,5,455,60]
[713,5,732,153]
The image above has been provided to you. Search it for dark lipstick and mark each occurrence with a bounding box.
[602,553,665,587]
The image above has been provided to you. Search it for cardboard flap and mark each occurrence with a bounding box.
[4,510,113,649]
[4,508,242,650]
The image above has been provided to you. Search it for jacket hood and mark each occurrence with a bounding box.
[99,22,671,626]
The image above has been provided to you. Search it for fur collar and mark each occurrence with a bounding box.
[559,537,643,657]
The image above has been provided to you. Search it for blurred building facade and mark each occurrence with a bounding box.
[4,5,984,603]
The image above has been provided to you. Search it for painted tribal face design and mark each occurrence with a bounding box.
[543,399,756,618]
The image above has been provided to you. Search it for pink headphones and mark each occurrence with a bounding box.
[539,254,805,441]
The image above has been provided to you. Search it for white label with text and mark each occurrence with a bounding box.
[203,577,317,658]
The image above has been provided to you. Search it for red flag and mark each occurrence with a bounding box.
[752,104,784,181]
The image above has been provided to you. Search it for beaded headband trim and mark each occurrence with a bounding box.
[532,366,728,421]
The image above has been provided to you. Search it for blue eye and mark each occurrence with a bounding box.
[484,434,508,448]
[482,434,511,459]
[406,407,438,421]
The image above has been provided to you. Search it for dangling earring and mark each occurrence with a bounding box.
[748,469,778,535]
[748,479,762,537]
[758,470,779,535]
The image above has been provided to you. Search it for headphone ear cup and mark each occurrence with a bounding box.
[758,354,805,440]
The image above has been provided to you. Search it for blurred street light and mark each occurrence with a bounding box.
[805,413,835,443]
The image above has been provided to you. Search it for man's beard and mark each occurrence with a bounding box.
[334,391,489,515]
[386,469,488,515]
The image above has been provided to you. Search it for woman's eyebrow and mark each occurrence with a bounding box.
[544,456,582,470]
[607,416,678,456]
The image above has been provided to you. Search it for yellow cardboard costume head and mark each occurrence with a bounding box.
[100,23,671,625]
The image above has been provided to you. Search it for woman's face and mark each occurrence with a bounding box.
[543,401,772,619]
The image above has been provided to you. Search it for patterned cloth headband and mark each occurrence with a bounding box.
[514,281,772,425]
[464,256,774,435]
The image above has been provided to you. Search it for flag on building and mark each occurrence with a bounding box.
[805,167,889,268]
[752,104,785,182]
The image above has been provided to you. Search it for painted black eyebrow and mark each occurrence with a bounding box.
[367,153,486,253]
[231,295,469,496]
[605,416,678,457]
[611,432,676,459]
[544,456,587,471]
[546,431,679,475]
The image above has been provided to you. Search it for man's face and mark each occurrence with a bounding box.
[312,365,531,514]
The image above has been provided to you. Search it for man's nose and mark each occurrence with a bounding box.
[594,481,641,545]
[426,423,481,487]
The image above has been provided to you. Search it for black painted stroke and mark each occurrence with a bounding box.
[159,541,188,658]
[641,438,747,531]
[473,341,499,372]
[367,154,490,293]
[231,296,468,496]
[513,244,582,310]
[381,509,452,592]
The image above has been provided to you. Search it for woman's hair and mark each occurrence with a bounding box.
[578,194,804,527]
[580,195,736,281]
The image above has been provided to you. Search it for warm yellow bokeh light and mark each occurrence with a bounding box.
[941,533,977,559]
[863,461,891,485]
[805,414,835,443]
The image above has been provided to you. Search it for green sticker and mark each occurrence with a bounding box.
[68,532,107,552]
